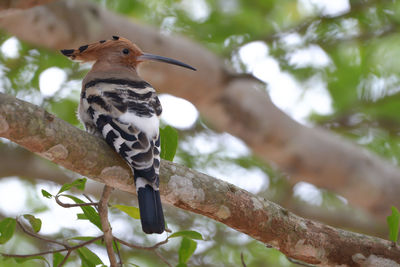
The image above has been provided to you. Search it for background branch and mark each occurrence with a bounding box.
[1,93,399,265]
[0,0,55,12]
[0,145,74,183]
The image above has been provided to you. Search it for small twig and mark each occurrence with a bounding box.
[114,237,168,251]
[17,218,67,248]
[8,188,171,266]
[55,195,98,208]
[241,252,247,267]
[2,248,67,258]
[114,239,123,266]
[83,194,99,212]
[1,235,103,259]
[83,194,95,203]
[153,249,172,267]
[8,210,105,266]
[286,256,317,267]
[98,185,118,267]
[57,250,72,267]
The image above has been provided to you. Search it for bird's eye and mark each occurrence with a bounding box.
[122,48,129,55]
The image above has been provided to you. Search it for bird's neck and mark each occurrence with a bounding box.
[83,60,141,85]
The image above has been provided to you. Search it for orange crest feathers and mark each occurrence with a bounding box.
[60,36,142,62]
[61,36,196,71]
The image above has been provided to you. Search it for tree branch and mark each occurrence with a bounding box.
[0,0,399,223]
[0,145,387,238]
[98,185,117,267]
[114,237,168,251]
[5,181,171,266]
[55,195,99,207]
[153,249,172,267]
[0,145,74,183]
[1,94,399,265]
[17,217,67,248]
[0,145,386,237]
[2,217,103,259]
[0,0,55,12]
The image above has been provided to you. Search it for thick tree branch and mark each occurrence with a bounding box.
[0,0,399,223]
[1,94,399,266]
[0,145,387,237]
[0,0,55,12]
[0,145,74,183]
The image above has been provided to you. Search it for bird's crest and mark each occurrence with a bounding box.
[60,36,142,63]
[61,36,196,71]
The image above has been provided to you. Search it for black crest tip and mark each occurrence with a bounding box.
[60,49,74,56]
[112,35,119,40]
[99,40,106,43]
[79,45,88,53]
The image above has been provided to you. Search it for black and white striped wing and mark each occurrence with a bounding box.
[81,82,161,188]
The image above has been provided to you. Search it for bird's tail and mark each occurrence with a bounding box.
[137,184,165,234]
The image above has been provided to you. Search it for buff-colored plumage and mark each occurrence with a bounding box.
[61,36,195,234]
[61,36,143,84]
[62,36,142,63]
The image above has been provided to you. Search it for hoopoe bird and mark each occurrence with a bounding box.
[61,36,195,234]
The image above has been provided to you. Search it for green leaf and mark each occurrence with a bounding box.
[178,237,197,264]
[53,252,64,267]
[14,255,49,266]
[41,189,52,199]
[49,98,80,126]
[0,218,16,244]
[77,247,103,267]
[113,204,141,219]
[77,213,88,220]
[387,206,400,243]
[61,195,102,230]
[160,125,178,161]
[176,263,187,267]
[23,214,42,233]
[57,178,87,195]
[169,230,203,240]
[113,240,121,252]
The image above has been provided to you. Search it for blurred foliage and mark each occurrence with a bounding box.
[1,0,400,266]
[387,206,400,243]
[89,0,400,165]
[0,179,208,267]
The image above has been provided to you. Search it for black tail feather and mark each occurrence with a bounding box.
[137,185,165,234]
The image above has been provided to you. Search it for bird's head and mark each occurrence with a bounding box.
[60,36,196,71]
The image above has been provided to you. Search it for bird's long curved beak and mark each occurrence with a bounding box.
[138,53,196,71]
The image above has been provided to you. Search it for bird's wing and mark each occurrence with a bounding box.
[82,83,161,187]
